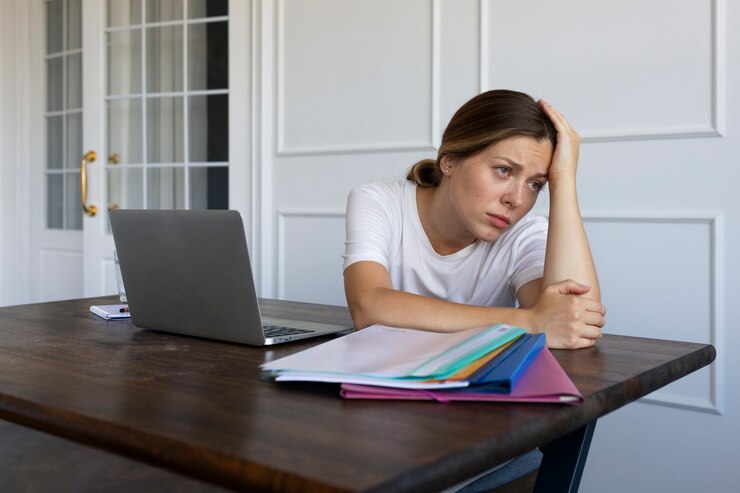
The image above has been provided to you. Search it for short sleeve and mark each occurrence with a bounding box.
[509,216,548,297]
[342,183,398,272]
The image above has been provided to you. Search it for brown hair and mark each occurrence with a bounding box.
[407,90,557,187]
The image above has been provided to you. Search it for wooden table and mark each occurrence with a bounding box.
[0,297,715,492]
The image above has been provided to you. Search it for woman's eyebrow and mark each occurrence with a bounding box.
[492,156,548,179]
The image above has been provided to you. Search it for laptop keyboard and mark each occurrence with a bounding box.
[263,325,314,338]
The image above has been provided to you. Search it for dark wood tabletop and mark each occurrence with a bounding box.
[0,296,715,492]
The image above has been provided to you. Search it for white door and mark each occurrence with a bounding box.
[38,0,244,301]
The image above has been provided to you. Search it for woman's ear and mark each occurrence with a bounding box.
[439,156,454,176]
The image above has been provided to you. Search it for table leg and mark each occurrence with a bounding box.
[533,420,597,493]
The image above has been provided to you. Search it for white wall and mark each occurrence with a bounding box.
[258,0,739,492]
[0,0,34,307]
[0,1,5,305]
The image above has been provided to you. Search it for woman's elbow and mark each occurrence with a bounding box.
[347,298,376,330]
[345,286,389,329]
[343,264,392,329]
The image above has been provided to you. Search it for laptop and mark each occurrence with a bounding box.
[109,209,351,345]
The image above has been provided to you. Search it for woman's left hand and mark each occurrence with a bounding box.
[538,99,580,183]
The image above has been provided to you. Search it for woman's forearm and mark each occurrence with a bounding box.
[543,177,600,300]
[537,100,600,302]
[349,286,531,333]
[345,257,605,348]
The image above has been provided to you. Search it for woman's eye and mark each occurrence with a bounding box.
[528,181,544,192]
[495,167,510,177]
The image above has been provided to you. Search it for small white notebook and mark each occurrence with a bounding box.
[90,304,131,320]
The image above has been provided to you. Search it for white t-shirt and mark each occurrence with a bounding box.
[343,180,548,307]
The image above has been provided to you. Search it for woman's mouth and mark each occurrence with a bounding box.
[486,214,511,229]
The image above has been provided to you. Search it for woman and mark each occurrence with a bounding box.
[343,90,606,349]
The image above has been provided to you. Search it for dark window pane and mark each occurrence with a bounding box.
[46,0,63,54]
[188,0,227,18]
[190,167,228,210]
[66,112,82,169]
[66,172,82,230]
[188,21,227,90]
[67,0,82,50]
[188,94,228,162]
[47,116,64,170]
[47,174,64,228]
[47,57,63,112]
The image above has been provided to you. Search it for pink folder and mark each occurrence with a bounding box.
[340,347,583,404]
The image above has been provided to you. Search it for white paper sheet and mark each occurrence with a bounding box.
[261,323,520,379]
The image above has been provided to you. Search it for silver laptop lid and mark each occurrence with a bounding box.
[110,209,266,345]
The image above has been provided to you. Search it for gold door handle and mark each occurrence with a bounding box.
[80,150,97,217]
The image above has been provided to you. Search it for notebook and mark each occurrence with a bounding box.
[109,209,351,346]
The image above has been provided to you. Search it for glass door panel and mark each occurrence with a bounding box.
[108,168,144,210]
[47,116,64,170]
[188,94,228,162]
[45,0,83,230]
[147,167,186,209]
[108,1,142,27]
[187,0,227,19]
[147,0,184,23]
[105,0,229,213]
[107,99,143,163]
[146,96,184,163]
[146,25,183,93]
[187,21,228,90]
[107,30,142,95]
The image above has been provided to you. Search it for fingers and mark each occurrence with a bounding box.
[538,99,568,127]
[561,324,602,347]
[545,280,606,315]
[541,297,605,349]
[538,99,564,124]
[547,336,597,350]
[549,279,591,296]
[535,280,606,349]
[581,323,603,339]
[583,298,607,317]
[538,99,579,139]
[583,310,606,328]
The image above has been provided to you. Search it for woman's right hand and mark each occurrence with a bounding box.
[526,279,606,349]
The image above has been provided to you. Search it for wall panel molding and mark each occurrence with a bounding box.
[711,0,727,136]
[479,0,726,142]
[259,0,275,297]
[276,208,345,300]
[275,209,724,414]
[276,0,440,156]
[580,211,724,414]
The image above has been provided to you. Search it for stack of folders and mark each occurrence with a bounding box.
[261,324,583,404]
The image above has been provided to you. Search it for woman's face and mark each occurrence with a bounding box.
[444,136,553,243]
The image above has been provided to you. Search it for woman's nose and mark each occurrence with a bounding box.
[502,186,523,208]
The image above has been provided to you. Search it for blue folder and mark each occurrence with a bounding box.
[462,333,546,393]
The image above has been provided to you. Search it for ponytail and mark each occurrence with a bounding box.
[406,158,442,188]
